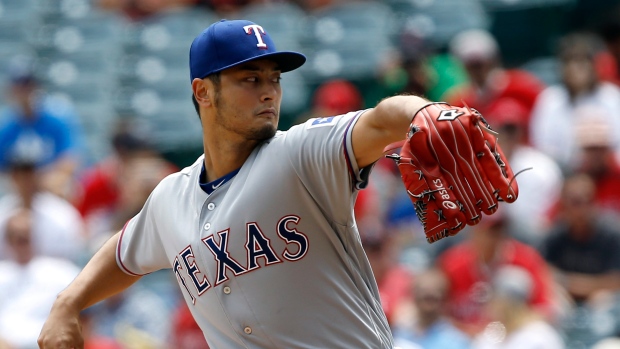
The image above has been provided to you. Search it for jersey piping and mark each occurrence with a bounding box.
[116,220,146,276]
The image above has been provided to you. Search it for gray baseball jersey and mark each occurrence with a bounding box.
[116,111,393,348]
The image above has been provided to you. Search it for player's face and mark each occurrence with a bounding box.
[213,59,282,141]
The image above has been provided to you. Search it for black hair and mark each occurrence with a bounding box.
[193,72,221,119]
[557,32,602,61]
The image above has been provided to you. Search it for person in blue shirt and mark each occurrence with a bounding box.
[0,55,81,198]
[393,268,472,349]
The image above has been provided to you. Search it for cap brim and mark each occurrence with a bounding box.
[212,51,306,75]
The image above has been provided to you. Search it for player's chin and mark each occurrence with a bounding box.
[248,124,277,141]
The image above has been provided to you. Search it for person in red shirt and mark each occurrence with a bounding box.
[436,209,555,336]
[74,119,178,237]
[574,118,620,217]
[445,29,545,133]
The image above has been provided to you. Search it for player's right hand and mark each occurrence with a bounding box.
[37,301,84,349]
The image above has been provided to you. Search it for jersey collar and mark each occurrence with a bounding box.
[199,164,240,195]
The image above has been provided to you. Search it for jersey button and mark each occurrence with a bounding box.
[244,327,252,335]
[204,223,211,230]
[207,203,216,210]
[223,286,231,294]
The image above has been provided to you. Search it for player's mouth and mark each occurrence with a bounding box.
[257,108,277,118]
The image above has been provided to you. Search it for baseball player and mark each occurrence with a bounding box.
[38,19,518,349]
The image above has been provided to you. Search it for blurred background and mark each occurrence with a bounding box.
[0,0,620,348]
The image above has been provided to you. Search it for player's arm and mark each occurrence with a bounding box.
[352,95,429,168]
[38,231,141,349]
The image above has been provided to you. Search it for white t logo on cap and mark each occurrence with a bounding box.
[243,24,268,49]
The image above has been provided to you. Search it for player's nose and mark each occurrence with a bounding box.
[259,81,279,102]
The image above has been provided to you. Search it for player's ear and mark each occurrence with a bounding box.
[192,78,212,108]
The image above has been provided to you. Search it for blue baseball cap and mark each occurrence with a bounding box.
[190,19,306,81]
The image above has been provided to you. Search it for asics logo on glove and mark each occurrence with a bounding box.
[443,201,458,210]
[432,179,451,200]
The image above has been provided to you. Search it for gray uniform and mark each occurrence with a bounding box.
[116,111,393,348]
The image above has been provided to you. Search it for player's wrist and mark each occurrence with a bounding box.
[53,291,86,314]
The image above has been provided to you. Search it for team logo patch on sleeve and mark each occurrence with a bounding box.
[306,116,338,129]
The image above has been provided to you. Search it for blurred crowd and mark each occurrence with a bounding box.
[1,0,620,349]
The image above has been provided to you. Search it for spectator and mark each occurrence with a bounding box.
[379,29,467,103]
[541,173,620,304]
[486,98,563,245]
[0,151,84,263]
[312,79,364,118]
[445,29,545,130]
[0,55,81,198]
[437,209,555,336]
[530,33,620,170]
[0,209,80,348]
[361,230,413,327]
[295,79,364,124]
[471,266,565,349]
[573,118,620,217]
[74,118,177,238]
[393,268,471,349]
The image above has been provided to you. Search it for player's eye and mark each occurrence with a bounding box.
[272,76,282,83]
[246,77,257,82]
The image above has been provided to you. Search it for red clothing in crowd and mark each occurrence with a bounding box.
[596,51,620,87]
[377,265,413,325]
[445,69,545,130]
[76,158,121,217]
[172,304,210,349]
[75,156,179,218]
[592,160,620,216]
[437,238,554,334]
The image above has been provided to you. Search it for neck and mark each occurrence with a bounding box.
[202,129,259,182]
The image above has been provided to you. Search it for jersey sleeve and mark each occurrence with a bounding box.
[283,110,372,224]
[116,185,169,276]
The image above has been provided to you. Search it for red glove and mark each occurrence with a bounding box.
[387,103,519,243]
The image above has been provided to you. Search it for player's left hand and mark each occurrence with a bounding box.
[37,300,84,349]
[386,103,519,243]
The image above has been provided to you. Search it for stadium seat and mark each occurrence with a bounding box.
[237,2,307,52]
[390,0,489,48]
[31,12,125,53]
[0,17,38,45]
[33,0,93,20]
[139,101,202,151]
[121,9,216,53]
[299,2,396,83]
[304,1,395,47]
[0,0,37,20]
[112,76,192,113]
[115,46,189,90]
[39,48,120,82]
[299,38,393,83]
